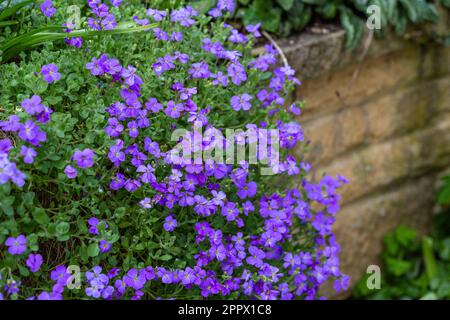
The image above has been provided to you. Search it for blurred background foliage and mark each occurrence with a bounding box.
[182,0,450,48]
[352,175,450,300]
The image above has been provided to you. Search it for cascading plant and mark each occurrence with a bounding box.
[0,0,349,300]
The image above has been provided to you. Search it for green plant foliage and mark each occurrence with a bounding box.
[189,0,449,49]
[352,203,450,300]
[0,0,349,300]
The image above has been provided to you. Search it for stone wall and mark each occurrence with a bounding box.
[283,27,450,296]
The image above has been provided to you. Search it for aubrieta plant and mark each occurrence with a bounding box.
[0,0,348,300]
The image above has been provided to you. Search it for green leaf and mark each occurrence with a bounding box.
[32,208,50,225]
[79,243,89,261]
[243,0,281,33]
[77,217,88,234]
[0,0,34,21]
[420,292,438,300]
[438,184,450,204]
[56,221,70,235]
[340,7,364,49]
[0,20,18,27]
[422,237,437,281]
[0,195,15,216]
[18,264,30,277]
[276,0,294,11]
[191,0,216,14]
[1,23,159,63]
[386,257,412,276]
[159,254,172,261]
[87,242,100,257]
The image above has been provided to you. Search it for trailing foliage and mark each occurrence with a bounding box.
[352,178,450,300]
[0,0,348,300]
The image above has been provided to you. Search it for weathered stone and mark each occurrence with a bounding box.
[297,46,423,120]
[282,28,411,81]
[299,76,450,166]
[279,16,450,298]
[322,174,437,298]
[311,115,450,205]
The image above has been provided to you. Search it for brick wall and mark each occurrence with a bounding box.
[282,29,450,296]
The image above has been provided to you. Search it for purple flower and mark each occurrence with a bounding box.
[210,244,226,261]
[40,63,61,83]
[170,31,183,42]
[164,215,177,232]
[99,240,111,253]
[229,29,248,43]
[181,267,196,286]
[50,265,69,284]
[87,217,100,235]
[73,148,95,168]
[221,202,239,221]
[246,23,261,37]
[188,62,210,79]
[137,164,155,183]
[85,279,105,298]
[236,181,257,199]
[212,72,228,87]
[110,173,125,190]
[0,138,12,154]
[121,65,143,87]
[153,28,169,41]
[110,0,122,7]
[124,268,146,290]
[228,62,247,85]
[159,269,174,284]
[152,61,168,76]
[20,146,37,164]
[171,7,197,27]
[86,57,105,76]
[165,101,184,119]
[139,197,152,209]
[108,145,125,167]
[127,121,139,138]
[21,95,44,115]
[334,274,350,293]
[218,0,235,12]
[208,8,222,18]
[65,36,83,48]
[146,8,167,21]
[103,58,122,75]
[36,105,53,124]
[134,16,149,26]
[26,253,43,272]
[87,17,102,30]
[5,235,27,255]
[18,120,46,146]
[288,103,301,115]
[101,14,117,30]
[105,118,124,137]
[40,0,56,17]
[5,280,20,295]
[92,3,109,17]
[243,201,255,215]
[0,115,21,132]
[145,98,163,113]
[124,179,141,192]
[230,94,252,111]
[246,246,265,268]
[64,165,77,179]
[0,159,26,187]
